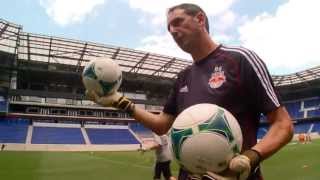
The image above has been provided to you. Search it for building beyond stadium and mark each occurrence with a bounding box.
[0,18,319,150]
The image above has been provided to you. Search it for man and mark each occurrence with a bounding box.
[139,134,176,180]
[86,3,293,180]
[298,133,306,144]
[1,144,5,151]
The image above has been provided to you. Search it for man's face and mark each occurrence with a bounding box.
[167,9,202,53]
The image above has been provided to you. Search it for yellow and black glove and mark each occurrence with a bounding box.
[228,149,261,180]
[86,90,135,115]
[188,171,237,180]
[190,149,261,180]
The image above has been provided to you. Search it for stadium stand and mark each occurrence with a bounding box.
[86,127,139,144]
[0,118,29,143]
[284,101,304,119]
[294,123,312,134]
[257,127,268,140]
[313,121,320,132]
[284,97,320,119]
[32,126,85,144]
[0,96,8,114]
[129,122,153,138]
[0,18,319,150]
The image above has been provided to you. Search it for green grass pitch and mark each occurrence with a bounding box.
[0,139,319,180]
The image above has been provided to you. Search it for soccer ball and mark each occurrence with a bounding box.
[82,57,122,96]
[170,103,243,175]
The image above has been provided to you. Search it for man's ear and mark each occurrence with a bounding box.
[196,12,205,25]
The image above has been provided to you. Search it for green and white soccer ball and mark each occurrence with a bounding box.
[170,103,243,175]
[82,57,122,96]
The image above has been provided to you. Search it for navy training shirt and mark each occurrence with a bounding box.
[163,44,282,150]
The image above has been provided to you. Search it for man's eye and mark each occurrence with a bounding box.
[167,18,184,31]
[172,19,182,26]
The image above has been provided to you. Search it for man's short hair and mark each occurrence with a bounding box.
[168,3,209,33]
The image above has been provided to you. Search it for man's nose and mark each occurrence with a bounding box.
[169,27,178,37]
[168,24,177,33]
[171,31,179,39]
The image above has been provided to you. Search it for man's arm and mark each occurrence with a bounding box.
[143,142,161,151]
[86,91,175,135]
[139,141,161,152]
[252,106,294,159]
[133,107,175,135]
[238,48,294,157]
[228,106,293,180]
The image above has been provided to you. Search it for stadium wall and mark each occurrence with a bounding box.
[3,143,141,152]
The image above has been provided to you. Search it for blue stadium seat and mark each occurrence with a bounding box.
[304,98,320,118]
[284,101,304,119]
[284,97,320,119]
[32,127,85,144]
[304,98,320,108]
[0,118,29,143]
[307,110,320,118]
[86,128,139,144]
[129,123,149,132]
[294,123,312,134]
[257,127,268,139]
[312,122,320,133]
[0,98,8,113]
[129,123,153,138]
[129,123,152,134]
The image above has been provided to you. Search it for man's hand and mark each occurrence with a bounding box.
[189,149,261,180]
[86,90,121,106]
[228,149,261,180]
[137,145,147,153]
[85,90,135,114]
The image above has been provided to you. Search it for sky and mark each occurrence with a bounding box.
[0,0,319,75]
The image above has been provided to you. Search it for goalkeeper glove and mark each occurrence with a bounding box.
[188,149,261,180]
[187,171,237,180]
[229,149,262,180]
[85,90,135,115]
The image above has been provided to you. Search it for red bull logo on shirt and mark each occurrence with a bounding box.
[208,66,226,89]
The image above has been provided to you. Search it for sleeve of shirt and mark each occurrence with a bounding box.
[153,133,161,145]
[163,68,188,117]
[240,48,282,115]
[162,79,178,116]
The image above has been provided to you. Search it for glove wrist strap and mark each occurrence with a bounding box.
[243,149,262,171]
[126,103,135,116]
[113,96,135,116]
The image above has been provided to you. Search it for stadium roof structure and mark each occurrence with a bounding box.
[1,18,319,86]
[0,18,190,80]
[273,66,320,87]
[0,18,22,54]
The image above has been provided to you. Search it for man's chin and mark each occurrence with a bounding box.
[179,44,192,53]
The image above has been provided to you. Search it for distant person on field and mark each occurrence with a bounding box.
[1,144,5,151]
[298,133,306,144]
[140,134,176,180]
[306,133,312,143]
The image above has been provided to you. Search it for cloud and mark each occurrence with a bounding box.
[129,0,237,60]
[136,33,192,60]
[128,0,235,15]
[238,0,320,74]
[214,10,236,32]
[128,0,235,26]
[136,33,233,61]
[39,0,106,26]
